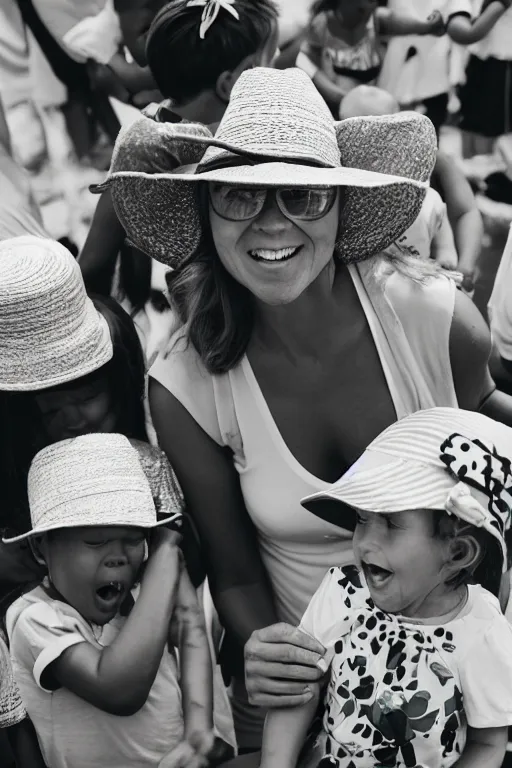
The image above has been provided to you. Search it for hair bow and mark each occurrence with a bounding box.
[186,0,240,39]
[441,433,512,569]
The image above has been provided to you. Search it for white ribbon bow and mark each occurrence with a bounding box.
[186,0,240,39]
[445,482,488,528]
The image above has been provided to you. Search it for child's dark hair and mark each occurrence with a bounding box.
[0,296,147,536]
[433,511,503,598]
[311,0,344,14]
[146,0,278,103]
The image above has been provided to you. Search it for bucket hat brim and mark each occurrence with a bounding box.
[3,511,183,543]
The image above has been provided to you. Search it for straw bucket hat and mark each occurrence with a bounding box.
[3,433,182,542]
[0,236,113,391]
[302,408,512,570]
[96,67,437,269]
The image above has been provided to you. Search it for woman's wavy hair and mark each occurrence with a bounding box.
[166,185,440,375]
[0,296,148,535]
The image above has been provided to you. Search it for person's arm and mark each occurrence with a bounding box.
[149,379,278,647]
[434,151,484,288]
[447,1,510,44]
[79,188,126,296]
[431,209,459,271]
[449,289,512,425]
[46,528,181,715]
[454,726,508,766]
[173,568,214,750]
[6,718,47,768]
[379,7,445,36]
[260,684,321,768]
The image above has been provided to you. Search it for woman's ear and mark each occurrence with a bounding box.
[215,53,256,103]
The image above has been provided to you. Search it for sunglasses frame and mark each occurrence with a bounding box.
[208,185,338,222]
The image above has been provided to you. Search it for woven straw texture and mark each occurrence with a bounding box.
[8,434,167,542]
[103,67,436,268]
[0,236,113,391]
[0,633,25,728]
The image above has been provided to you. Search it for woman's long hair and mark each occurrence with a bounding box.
[167,188,255,374]
[0,296,147,535]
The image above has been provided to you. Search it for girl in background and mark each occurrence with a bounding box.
[297,0,445,115]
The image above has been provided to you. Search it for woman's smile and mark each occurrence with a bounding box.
[248,245,303,263]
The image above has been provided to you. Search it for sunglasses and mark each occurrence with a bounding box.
[208,184,338,222]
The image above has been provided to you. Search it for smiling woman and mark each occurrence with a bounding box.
[100,66,512,750]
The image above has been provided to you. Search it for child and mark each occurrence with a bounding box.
[5,432,215,768]
[261,407,512,768]
[79,0,279,360]
[447,0,512,157]
[296,0,445,114]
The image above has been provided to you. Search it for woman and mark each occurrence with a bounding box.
[100,67,512,749]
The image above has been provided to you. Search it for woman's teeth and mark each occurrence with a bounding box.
[249,246,299,262]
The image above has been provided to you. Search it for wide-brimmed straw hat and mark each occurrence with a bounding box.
[0,236,113,391]
[3,433,182,543]
[96,67,437,269]
[302,408,512,571]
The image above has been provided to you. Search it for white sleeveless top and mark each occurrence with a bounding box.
[150,261,457,625]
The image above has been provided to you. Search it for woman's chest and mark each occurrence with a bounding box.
[246,325,396,483]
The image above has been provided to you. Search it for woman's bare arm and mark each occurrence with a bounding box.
[149,379,278,647]
[447,2,510,44]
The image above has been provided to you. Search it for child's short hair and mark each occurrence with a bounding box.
[146,0,278,104]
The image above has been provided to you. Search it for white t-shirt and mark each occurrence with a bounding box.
[384,187,453,263]
[7,584,185,768]
[299,565,512,768]
[489,224,512,361]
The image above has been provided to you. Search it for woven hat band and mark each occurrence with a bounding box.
[201,68,341,169]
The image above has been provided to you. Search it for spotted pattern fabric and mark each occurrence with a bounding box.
[299,565,512,768]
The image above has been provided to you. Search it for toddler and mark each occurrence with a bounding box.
[297,0,445,114]
[5,433,215,768]
[261,407,512,768]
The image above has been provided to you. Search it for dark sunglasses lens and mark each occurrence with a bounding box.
[210,184,265,220]
[279,188,337,219]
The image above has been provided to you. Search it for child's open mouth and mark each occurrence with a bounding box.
[362,562,393,589]
[95,581,124,608]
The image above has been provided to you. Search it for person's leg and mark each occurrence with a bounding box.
[422,92,448,139]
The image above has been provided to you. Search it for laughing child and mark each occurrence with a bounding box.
[5,433,215,768]
[261,408,512,768]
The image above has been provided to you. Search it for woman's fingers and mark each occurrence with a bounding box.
[245,660,322,683]
[249,623,324,652]
[249,691,315,709]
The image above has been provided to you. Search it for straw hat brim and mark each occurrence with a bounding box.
[2,511,182,543]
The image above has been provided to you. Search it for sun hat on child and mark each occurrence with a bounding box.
[95,67,437,269]
[3,433,182,543]
[0,235,113,391]
[302,408,512,570]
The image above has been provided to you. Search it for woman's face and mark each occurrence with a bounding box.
[209,187,340,306]
[34,369,118,441]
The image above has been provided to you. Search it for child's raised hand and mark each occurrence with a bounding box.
[187,729,216,759]
[149,526,182,556]
[426,10,446,35]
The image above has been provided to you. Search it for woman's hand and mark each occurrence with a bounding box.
[244,623,326,708]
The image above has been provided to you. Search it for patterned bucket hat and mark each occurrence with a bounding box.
[0,236,113,391]
[302,408,512,570]
[3,433,182,542]
[95,67,437,269]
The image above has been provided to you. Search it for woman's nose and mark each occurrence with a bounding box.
[252,192,292,233]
